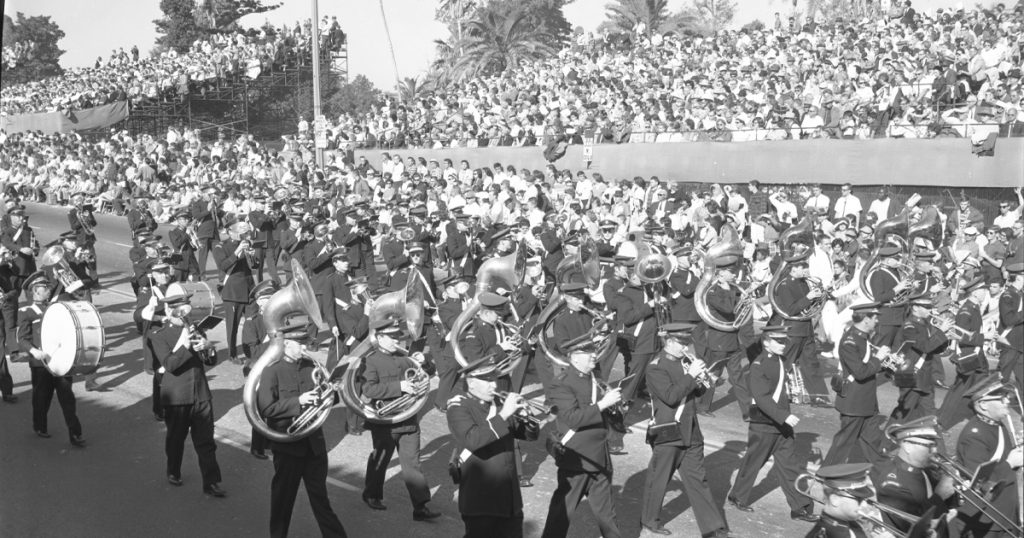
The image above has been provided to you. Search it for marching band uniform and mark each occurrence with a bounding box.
[68,198,97,280]
[213,215,259,361]
[822,302,886,466]
[19,272,84,445]
[541,349,623,538]
[640,323,728,537]
[446,356,533,538]
[803,464,875,538]
[0,206,35,379]
[243,281,281,458]
[869,417,948,535]
[432,277,465,411]
[150,291,224,495]
[667,258,701,325]
[127,196,158,238]
[608,264,658,404]
[445,215,476,278]
[695,264,750,419]
[937,278,989,430]
[996,263,1024,396]
[891,297,949,422]
[768,250,827,401]
[729,325,816,520]
[134,261,171,421]
[256,329,348,538]
[167,212,200,282]
[190,188,220,279]
[0,256,19,400]
[868,247,907,348]
[360,319,437,519]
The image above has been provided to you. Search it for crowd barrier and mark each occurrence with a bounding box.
[353,137,1023,189]
[0,101,129,135]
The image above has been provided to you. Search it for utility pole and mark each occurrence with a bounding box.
[311,0,325,168]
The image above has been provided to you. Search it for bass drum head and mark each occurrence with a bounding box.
[41,301,105,376]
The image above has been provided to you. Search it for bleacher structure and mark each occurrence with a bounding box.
[109,42,347,141]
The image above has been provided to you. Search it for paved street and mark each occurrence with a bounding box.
[0,202,967,538]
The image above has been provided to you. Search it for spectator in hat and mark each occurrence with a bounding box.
[937,277,991,430]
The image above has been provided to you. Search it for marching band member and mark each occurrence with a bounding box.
[640,323,730,537]
[135,258,174,422]
[18,271,85,447]
[667,245,701,325]
[212,215,258,364]
[67,192,97,280]
[190,186,220,279]
[50,230,95,302]
[331,274,369,435]
[951,375,1022,537]
[242,279,281,460]
[540,344,624,538]
[869,246,912,348]
[149,289,225,497]
[996,263,1023,396]
[694,259,750,420]
[937,277,991,430]
[248,195,279,282]
[168,210,200,282]
[768,248,827,405]
[1,205,37,377]
[433,275,467,411]
[127,193,158,239]
[446,212,476,278]
[279,212,306,267]
[360,318,440,520]
[890,296,949,422]
[822,302,887,466]
[303,222,336,328]
[869,416,952,534]
[256,326,348,538]
[458,292,519,362]
[608,255,661,406]
[728,325,816,522]
[0,246,19,404]
[802,463,875,538]
[446,355,534,538]
[322,247,352,352]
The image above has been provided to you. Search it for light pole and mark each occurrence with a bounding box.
[311,0,324,168]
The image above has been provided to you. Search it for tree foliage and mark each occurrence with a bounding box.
[599,0,697,37]
[1,13,66,86]
[398,76,432,104]
[449,1,560,79]
[154,0,280,52]
[323,75,383,118]
[690,0,736,34]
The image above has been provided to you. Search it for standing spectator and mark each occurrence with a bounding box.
[833,183,863,227]
[947,196,986,237]
[745,181,769,226]
[992,187,1023,230]
[803,185,830,215]
[867,188,892,222]
[769,190,798,224]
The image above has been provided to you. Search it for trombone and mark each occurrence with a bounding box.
[929,452,1023,535]
[857,500,934,538]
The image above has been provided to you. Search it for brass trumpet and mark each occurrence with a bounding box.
[679,348,718,390]
[866,342,907,372]
[374,366,430,417]
[928,312,975,340]
[494,390,552,427]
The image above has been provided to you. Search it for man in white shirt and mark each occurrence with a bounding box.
[832,183,863,226]
[769,190,799,224]
[992,187,1023,230]
[866,188,892,222]
[803,184,829,214]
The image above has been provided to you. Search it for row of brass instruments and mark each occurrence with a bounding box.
[494,390,552,428]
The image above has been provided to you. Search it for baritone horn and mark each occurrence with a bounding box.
[39,245,84,293]
[242,258,328,443]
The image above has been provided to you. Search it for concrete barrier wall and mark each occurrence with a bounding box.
[0,100,129,135]
[354,137,1023,188]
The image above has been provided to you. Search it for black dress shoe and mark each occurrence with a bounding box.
[203,483,227,497]
[35,430,51,438]
[609,444,628,455]
[697,410,715,418]
[727,496,754,512]
[790,509,818,522]
[362,493,386,511]
[154,413,164,422]
[518,477,533,488]
[642,523,672,535]
[412,506,441,521]
[709,529,734,538]
[3,395,17,403]
[250,448,268,460]
[167,475,183,486]
[70,435,86,447]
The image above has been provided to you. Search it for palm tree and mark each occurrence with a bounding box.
[398,76,432,103]
[599,0,697,37]
[453,3,557,79]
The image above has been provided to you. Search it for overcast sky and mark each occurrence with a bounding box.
[4,0,999,90]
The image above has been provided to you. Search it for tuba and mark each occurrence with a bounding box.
[536,237,617,370]
[766,217,821,321]
[630,240,674,326]
[448,246,527,368]
[39,245,84,293]
[242,259,328,442]
[338,276,428,424]
[859,196,920,302]
[694,224,749,331]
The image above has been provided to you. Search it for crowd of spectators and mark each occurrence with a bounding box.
[0,18,344,117]
[309,2,1023,150]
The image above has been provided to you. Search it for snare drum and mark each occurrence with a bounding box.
[166,281,221,320]
[41,301,106,376]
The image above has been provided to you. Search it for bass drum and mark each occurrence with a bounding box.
[166,281,221,320]
[41,301,106,376]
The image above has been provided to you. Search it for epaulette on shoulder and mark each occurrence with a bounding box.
[649,358,660,367]
[446,395,465,408]
[18,305,34,313]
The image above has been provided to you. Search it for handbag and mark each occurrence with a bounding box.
[447,447,461,485]
[645,422,683,446]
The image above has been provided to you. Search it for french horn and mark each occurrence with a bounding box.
[535,236,617,370]
[447,244,527,368]
[242,259,328,442]
[338,275,427,424]
[694,224,750,331]
[766,216,822,321]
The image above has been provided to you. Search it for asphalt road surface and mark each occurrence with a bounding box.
[0,202,970,538]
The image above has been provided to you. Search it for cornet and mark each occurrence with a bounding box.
[679,348,718,390]
[494,390,552,428]
[927,312,975,340]
[866,342,907,372]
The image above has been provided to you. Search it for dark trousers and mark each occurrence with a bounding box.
[541,468,621,538]
[222,300,246,359]
[783,334,829,401]
[0,354,12,398]
[463,515,523,538]
[510,347,554,395]
[997,347,1023,397]
[890,389,935,423]
[164,400,222,486]
[196,237,216,280]
[730,426,811,513]
[262,246,281,282]
[822,414,887,466]
[696,349,750,419]
[938,367,989,430]
[433,346,460,411]
[2,299,16,355]
[270,450,347,538]
[30,366,81,438]
[242,363,267,452]
[153,370,164,418]
[363,425,431,507]
[621,352,654,403]
[641,442,725,534]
